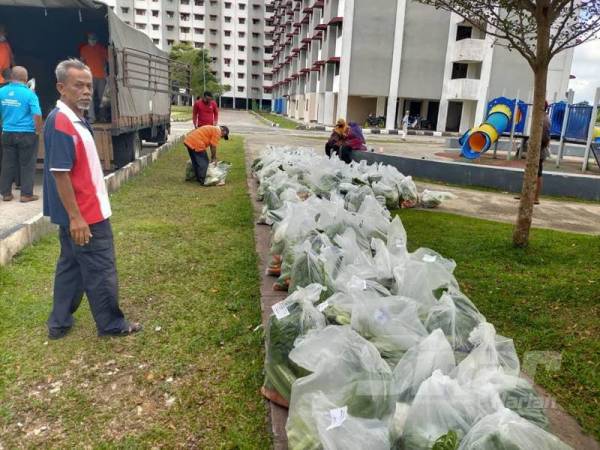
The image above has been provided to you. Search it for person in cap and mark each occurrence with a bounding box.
[79,32,108,123]
[183,124,229,185]
[193,91,219,128]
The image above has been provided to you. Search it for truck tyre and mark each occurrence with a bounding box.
[113,131,142,168]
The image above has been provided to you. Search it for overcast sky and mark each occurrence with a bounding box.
[569,39,600,104]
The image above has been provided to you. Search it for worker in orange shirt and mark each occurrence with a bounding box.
[79,32,108,123]
[183,125,229,185]
[0,25,14,85]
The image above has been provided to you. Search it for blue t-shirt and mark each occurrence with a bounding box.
[0,82,42,132]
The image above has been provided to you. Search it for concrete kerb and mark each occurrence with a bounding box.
[0,137,183,266]
[249,110,282,129]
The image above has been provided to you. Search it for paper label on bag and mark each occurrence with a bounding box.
[348,276,368,291]
[317,301,330,312]
[272,302,290,320]
[395,238,405,248]
[374,308,390,325]
[423,254,437,263]
[326,406,348,430]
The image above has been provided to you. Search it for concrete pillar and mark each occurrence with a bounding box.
[437,99,449,132]
[324,92,336,125]
[337,0,355,120]
[386,0,407,130]
[437,14,460,132]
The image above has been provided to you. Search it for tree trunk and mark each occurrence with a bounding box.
[512,14,551,248]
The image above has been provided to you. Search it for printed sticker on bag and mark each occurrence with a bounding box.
[374,307,390,325]
[396,238,405,248]
[272,302,290,320]
[423,254,437,263]
[317,301,330,313]
[326,406,348,431]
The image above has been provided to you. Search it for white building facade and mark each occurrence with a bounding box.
[268,0,573,132]
[103,0,273,108]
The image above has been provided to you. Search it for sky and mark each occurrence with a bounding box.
[568,39,600,104]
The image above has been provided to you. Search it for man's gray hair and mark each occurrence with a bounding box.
[55,58,91,83]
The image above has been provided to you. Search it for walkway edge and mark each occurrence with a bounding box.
[0,137,184,266]
[244,145,289,450]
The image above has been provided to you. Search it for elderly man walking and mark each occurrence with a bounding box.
[43,58,141,339]
[0,66,42,202]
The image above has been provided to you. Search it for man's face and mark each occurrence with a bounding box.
[58,68,93,112]
[203,95,212,104]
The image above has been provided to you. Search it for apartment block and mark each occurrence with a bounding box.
[268,0,573,132]
[103,0,273,108]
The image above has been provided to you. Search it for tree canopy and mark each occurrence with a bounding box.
[169,43,230,97]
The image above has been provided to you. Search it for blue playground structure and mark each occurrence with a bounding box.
[549,101,600,142]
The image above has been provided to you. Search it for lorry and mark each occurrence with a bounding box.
[0,0,190,169]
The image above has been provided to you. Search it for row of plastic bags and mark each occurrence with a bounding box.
[253,147,570,450]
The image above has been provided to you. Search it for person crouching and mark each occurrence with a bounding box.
[183,124,229,185]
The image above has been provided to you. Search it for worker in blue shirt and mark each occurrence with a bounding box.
[0,66,42,202]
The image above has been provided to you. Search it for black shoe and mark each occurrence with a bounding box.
[48,327,72,340]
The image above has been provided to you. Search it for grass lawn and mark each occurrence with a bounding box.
[397,208,600,441]
[171,105,193,122]
[0,138,271,448]
[256,111,299,130]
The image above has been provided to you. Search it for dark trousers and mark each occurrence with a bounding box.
[48,219,128,336]
[325,142,339,158]
[0,132,38,196]
[339,145,353,164]
[186,146,209,185]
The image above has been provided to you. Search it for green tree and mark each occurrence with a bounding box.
[415,0,600,247]
[169,43,230,97]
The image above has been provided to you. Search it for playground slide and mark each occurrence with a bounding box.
[460,103,520,159]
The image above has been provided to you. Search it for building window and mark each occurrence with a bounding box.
[152,24,159,30]
[135,23,146,30]
[451,63,468,79]
[195,0,204,5]
[239,18,246,25]
[195,42,204,48]
[252,19,260,25]
[238,73,245,79]
[252,60,259,66]
[239,3,246,10]
[225,16,232,23]
[195,28,204,34]
[181,13,190,21]
[264,73,272,80]
[238,45,246,51]
[153,38,160,44]
[121,7,129,13]
[237,86,244,92]
[194,14,204,20]
[238,59,245,65]
[225,30,232,37]
[252,46,260,52]
[210,14,218,21]
[152,10,159,17]
[252,74,259,80]
[166,11,175,19]
[239,31,246,38]
[224,44,232,50]
[134,9,144,16]
[167,25,174,31]
[181,0,190,4]
[225,2,232,8]
[210,29,218,35]
[224,72,231,78]
[224,58,231,65]
[181,27,191,33]
[252,32,260,39]
[167,39,174,45]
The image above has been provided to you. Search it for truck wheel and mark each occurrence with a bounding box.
[113,131,142,168]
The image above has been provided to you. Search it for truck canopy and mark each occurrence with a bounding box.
[0,0,170,120]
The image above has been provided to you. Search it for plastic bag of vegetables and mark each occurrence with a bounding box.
[399,176,418,207]
[288,326,396,421]
[402,370,502,450]
[424,291,486,352]
[420,189,456,209]
[350,296,428,365]
[392,328,456,402]
[286,391,392,450]
[263,284,327,405]
[203,161,231,186]
[457,408,571,450]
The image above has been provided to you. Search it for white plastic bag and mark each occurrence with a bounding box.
[350,296,428,365]
[392,329,456,402]
[458,408,572,450]
[204,161,231,186]
[420,189,456,208]
[399,176,418,205]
